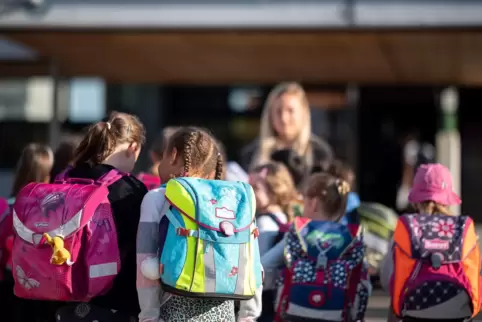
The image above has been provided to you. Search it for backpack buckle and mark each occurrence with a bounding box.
[253,228,259,238]
[220,221,235,236]
[32,233,45,246]
[431,253,443,269]
[176,228,189,237]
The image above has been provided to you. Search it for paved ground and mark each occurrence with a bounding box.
[366,289,482,322]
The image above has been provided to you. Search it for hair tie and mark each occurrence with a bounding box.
[105,122,111,130]
[259,167,269,179]
[336,179,351,195]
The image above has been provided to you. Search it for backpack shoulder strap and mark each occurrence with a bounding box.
[55,166,73,182]
[0,199,9,224]
[97,169,125,186]
[265,213,283,228]
[393,216,411,250]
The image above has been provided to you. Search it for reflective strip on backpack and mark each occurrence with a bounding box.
[13,209,83,245]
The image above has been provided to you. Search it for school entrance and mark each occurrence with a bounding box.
[2,29,482,216]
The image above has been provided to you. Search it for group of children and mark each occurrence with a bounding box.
[0,111,479,322]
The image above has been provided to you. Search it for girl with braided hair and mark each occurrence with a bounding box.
[137,127,261,322]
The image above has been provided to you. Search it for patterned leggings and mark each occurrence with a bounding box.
[159,295,235,322]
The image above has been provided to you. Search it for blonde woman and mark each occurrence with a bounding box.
[240,82,333,184]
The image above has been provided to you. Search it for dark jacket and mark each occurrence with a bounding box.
[239,134,334,174]
[14,164,148,322]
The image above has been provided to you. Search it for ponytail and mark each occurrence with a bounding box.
[74,122,115,167]
[73,112,145,167]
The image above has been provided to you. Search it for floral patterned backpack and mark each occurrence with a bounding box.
[391,214,481,320]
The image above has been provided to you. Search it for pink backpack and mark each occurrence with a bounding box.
[11,169,123,301]
[0,197,11,281]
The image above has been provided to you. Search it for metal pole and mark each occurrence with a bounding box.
[48,60,61,150]
[346,84,359,191]
[436,87,461,215]
[342,0,356,26]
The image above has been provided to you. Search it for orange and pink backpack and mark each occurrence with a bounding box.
[391,214,481,319]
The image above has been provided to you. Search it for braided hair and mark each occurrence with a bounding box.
[167,126,223,180]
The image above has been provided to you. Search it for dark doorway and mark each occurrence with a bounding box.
[358,86,438,211]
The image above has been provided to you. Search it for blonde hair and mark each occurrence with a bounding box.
[414,201,453,216]
[250,82,312,171]
[252,162,298,223]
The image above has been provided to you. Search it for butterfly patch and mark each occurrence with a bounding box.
[16,265,40,290]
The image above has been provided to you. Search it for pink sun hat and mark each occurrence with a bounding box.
[408,163,461,206]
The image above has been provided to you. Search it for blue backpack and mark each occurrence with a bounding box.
[277,217,365,321]
[158,177,263,300]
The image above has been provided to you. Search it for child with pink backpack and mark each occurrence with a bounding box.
[11,112,148,322]
[0,143,54,322]
[381,163,481,322]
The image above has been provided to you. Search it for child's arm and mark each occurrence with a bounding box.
[261,237,285,270]
[136,189,165,322]
[380,241,394,293]
[237,285,263,322]
[257,215,282,256]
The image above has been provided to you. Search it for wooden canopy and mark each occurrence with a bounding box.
[2,29,482,85]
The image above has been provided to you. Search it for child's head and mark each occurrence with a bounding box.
[50,134,82,180]
[303,173,350,221]
[12,143,54,197]
[408,163,459,216]
[326,159,356,190]
[158,126,223,183]
[270,148,308,187]
[249,162,297,220]
[311,159,331,175]
[150,127,179,166]
[74,112,145,173]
